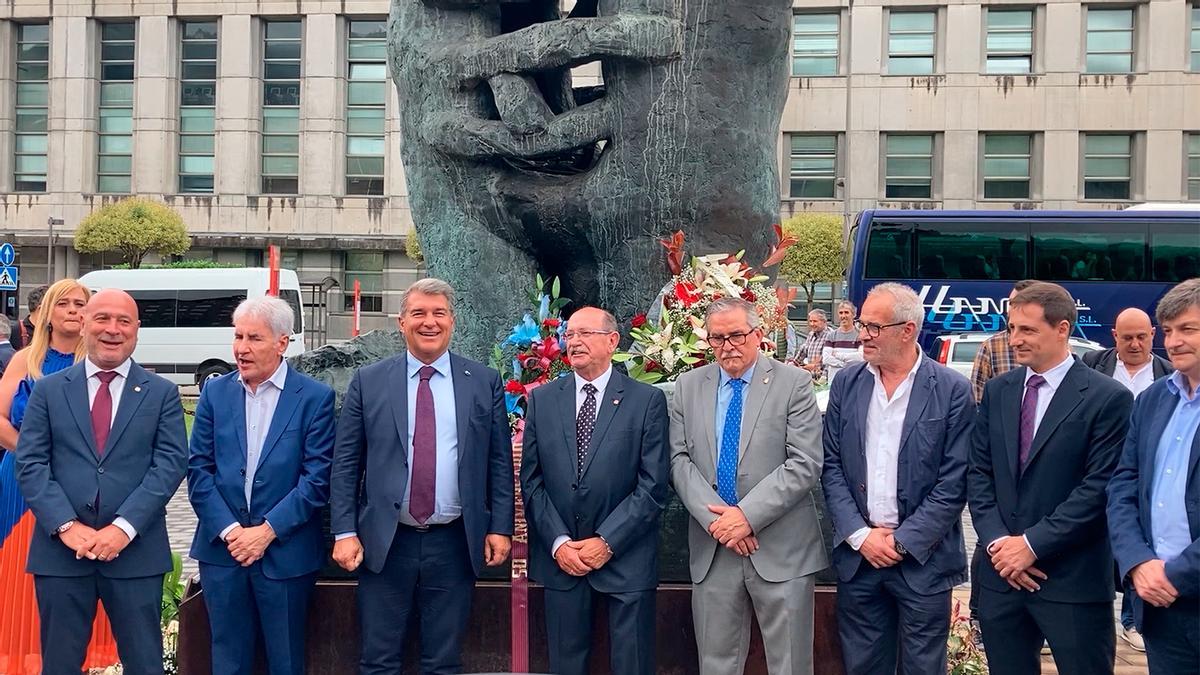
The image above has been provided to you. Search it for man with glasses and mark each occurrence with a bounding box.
[670,297,826,675]
[822,283,975,674]
[520,306,669,675]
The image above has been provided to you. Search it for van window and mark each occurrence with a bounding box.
[176,290,246,328]
[280,289,303,335]
[127,290,176,328]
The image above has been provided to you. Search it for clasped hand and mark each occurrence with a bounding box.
[554,537,612,576]
[60,523,130,562]
[707,504,758,557]
[226,523,276,566]
[989,535,1047,592]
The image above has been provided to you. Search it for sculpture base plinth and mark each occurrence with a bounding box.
[177,580,843,674]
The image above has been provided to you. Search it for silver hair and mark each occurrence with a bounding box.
[232,295,295,338]
[837,300,857,314]
[0,319,10,338]
[705,297,762,329]
[867,282,925,333]
[807,309,828,321]
[401,278,456,315]
[1156,278,1200,325]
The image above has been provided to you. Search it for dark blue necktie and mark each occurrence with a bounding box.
[716,378,745,504]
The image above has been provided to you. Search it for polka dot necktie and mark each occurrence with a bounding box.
[717,378,745,505]
[576,383,598,477]
[1018,374,1046,474]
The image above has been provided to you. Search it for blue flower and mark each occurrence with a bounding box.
[506,314,540,347]
[537,294,551,322]
[505,391,524,415]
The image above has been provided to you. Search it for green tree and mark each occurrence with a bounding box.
[405,227,424,264]
[74,197,190,268]
[778,212,846,311]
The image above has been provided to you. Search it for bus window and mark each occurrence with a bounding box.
[127,290,176,328]
[865,224,912,278]
[1032,229,1145,281]
[177,289,246,328]
[914,223,1027,280]
[1151,231,1200,281]
[280,288,303,335]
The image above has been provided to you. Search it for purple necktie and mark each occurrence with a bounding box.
[91,371,118,455]
[409,365,437,524]
[1018,374,1046,472]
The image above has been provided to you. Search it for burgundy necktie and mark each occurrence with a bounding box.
[409,365,437,524]
[1018,374,1046,472]
[91,371,118,455]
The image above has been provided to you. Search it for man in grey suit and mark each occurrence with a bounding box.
[822,282,974,674]
[670,297,828,675]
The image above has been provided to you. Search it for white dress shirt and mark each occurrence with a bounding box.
[846,353,922,551]
[551,366,614,557]
[1113,359,1156,397]
[219,360,287,541]
[84,357,137,541]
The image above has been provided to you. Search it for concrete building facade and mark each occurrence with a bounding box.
[0,0,1196,342]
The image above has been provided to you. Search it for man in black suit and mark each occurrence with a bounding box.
[330,278,514,674]
[15,289,189,675]
[520,306,669,675]
[968,282,1133,675]
[1082,307,1174,387]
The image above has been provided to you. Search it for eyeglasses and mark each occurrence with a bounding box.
[853,319,908,338]
[707,331,755,348]
[563,330,615,341]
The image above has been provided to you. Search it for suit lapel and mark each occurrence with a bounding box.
[580,371,627,479]
[898,359,935,458]
[64,364,99,459]
[854,367,872,457]
[99,363,152,462]
[1023,362,1087,472]
[700,367,719,465]
[229,378,249,462]
[557,376,577,464]
[390,356,410,461]
[1002,369,1024,481]
[255,371,302,470]
[738,357,774,457]
[450,353,473,488]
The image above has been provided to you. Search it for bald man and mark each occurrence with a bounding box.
[1083,308,1174,398]
[15,289,188,675]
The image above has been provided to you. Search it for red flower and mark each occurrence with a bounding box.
[645,359,661,372]
[674,282,703,307]
[505,379,526,395]
[659,230,686,276]
[631,313,647,328]
[542,317,561,328]
[740,288,757,302]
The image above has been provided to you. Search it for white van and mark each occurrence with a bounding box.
[78,267,305,389]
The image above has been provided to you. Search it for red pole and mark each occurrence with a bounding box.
[268,245,280,296]
[352,279,361,337]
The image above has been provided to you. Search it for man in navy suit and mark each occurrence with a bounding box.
[822,282,974,674]
[1107,277,1200,674]
[520,306,669,675]
[969,282,1133,675]
[330,277,514,674]
[188,295,336,675]
[15,288,188,675]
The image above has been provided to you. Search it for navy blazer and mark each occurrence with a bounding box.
[330,351,515,576]
[821,356,974,594]
[1081,348,1174,381]
[519,370,670,593]
[968,359,1133,603]
[187,367,336,579]
[15,361,188,578]
[1107,376,1200,629]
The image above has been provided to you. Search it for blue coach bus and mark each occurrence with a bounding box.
[845,208,1200,352]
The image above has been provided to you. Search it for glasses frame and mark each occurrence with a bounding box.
[563,329,616,341]
[706,330,757,348]
[854,319,908,338]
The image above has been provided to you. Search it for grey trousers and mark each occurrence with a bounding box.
[692,546,817,675]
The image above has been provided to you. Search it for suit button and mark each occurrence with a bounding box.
[239,469,246,476]
[97,467,104,474]
[394,502,401,510]
[571,483,577,491]
[240,508,248,515]
[712,483,718,490]
[575,515,582,522]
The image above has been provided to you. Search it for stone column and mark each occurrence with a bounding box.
[133,15,176,195]
[49,16,94,194]
[215,14,256,197]
[301,14,341,199]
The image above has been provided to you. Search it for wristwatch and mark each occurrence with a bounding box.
[56,520,76,535]
[894,540,908,557]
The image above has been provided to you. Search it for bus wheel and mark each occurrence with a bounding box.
[197,363,232,390]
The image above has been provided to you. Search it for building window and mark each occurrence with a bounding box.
[788,135,837,199]
[346,19,387,196]
[1082,133,1133,200]
[1085,7,1134,73]
[1188,133,1199,200]
[985,9,1034,74]
[982,133,1033,199]
[262,20,302,194]
[15,23,50,193]
[888,11,936,75]
[792,13,839,76]
[884,134,934,199]
[1191,6,1199,71]
[179,21,217,193]
[98,23,135,194]
[343,251,383,312]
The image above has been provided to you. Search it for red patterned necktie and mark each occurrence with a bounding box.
[91,371,118,455]
[409,365,437,524]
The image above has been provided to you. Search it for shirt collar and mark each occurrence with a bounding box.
[238,359,288,393]
[407,350,452,379]
[1025,352,1075,389]
[719,361,757,388]
[866,349,923,382]
[575,366,613,396]
[1166,370,1200,402]
[85,357,132,380]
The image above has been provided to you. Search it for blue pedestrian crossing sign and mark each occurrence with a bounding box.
[0,243,13,267]
[0,266,16,291]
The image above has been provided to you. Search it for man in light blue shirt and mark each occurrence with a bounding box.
[1108,277,1200,675]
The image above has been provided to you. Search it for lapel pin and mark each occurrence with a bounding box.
[464,369,471,376]
[133,386,141,393]
[613,399,620,406]
[763,377,770,385]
